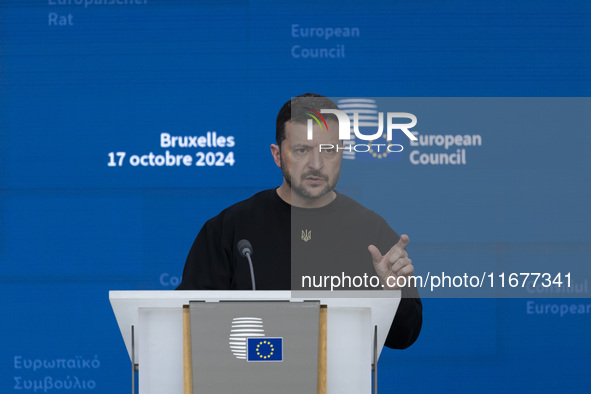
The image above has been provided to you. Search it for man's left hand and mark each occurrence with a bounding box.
[368,234,414,290]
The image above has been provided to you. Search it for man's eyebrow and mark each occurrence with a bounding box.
[291,143,313,148]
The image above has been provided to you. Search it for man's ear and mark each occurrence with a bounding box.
[270,144,281,168]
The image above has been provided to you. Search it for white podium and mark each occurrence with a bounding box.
[109,291,400,394]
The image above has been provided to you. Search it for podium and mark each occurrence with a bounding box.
[109,291,400,394]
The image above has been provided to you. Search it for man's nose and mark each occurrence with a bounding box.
[307,149,323,169]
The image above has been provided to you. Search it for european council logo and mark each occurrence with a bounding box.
[337,98,404,162]
[247,338,283,362]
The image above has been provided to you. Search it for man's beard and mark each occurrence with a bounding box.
[280,159,337,200]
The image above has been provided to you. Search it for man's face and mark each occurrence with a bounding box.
[279,120,343,202]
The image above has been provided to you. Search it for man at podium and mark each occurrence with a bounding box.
[177,94,422,349]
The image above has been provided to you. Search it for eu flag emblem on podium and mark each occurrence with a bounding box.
[247,337,283,362]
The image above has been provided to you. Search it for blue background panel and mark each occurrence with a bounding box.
[1,0,590,393]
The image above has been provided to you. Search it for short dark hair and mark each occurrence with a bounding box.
[275,93,340,146]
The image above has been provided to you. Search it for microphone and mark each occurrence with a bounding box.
[237,239,256,290]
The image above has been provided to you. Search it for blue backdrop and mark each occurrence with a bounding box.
[1,0,590,392]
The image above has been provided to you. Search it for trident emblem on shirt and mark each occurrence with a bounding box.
[301,229,312,242]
